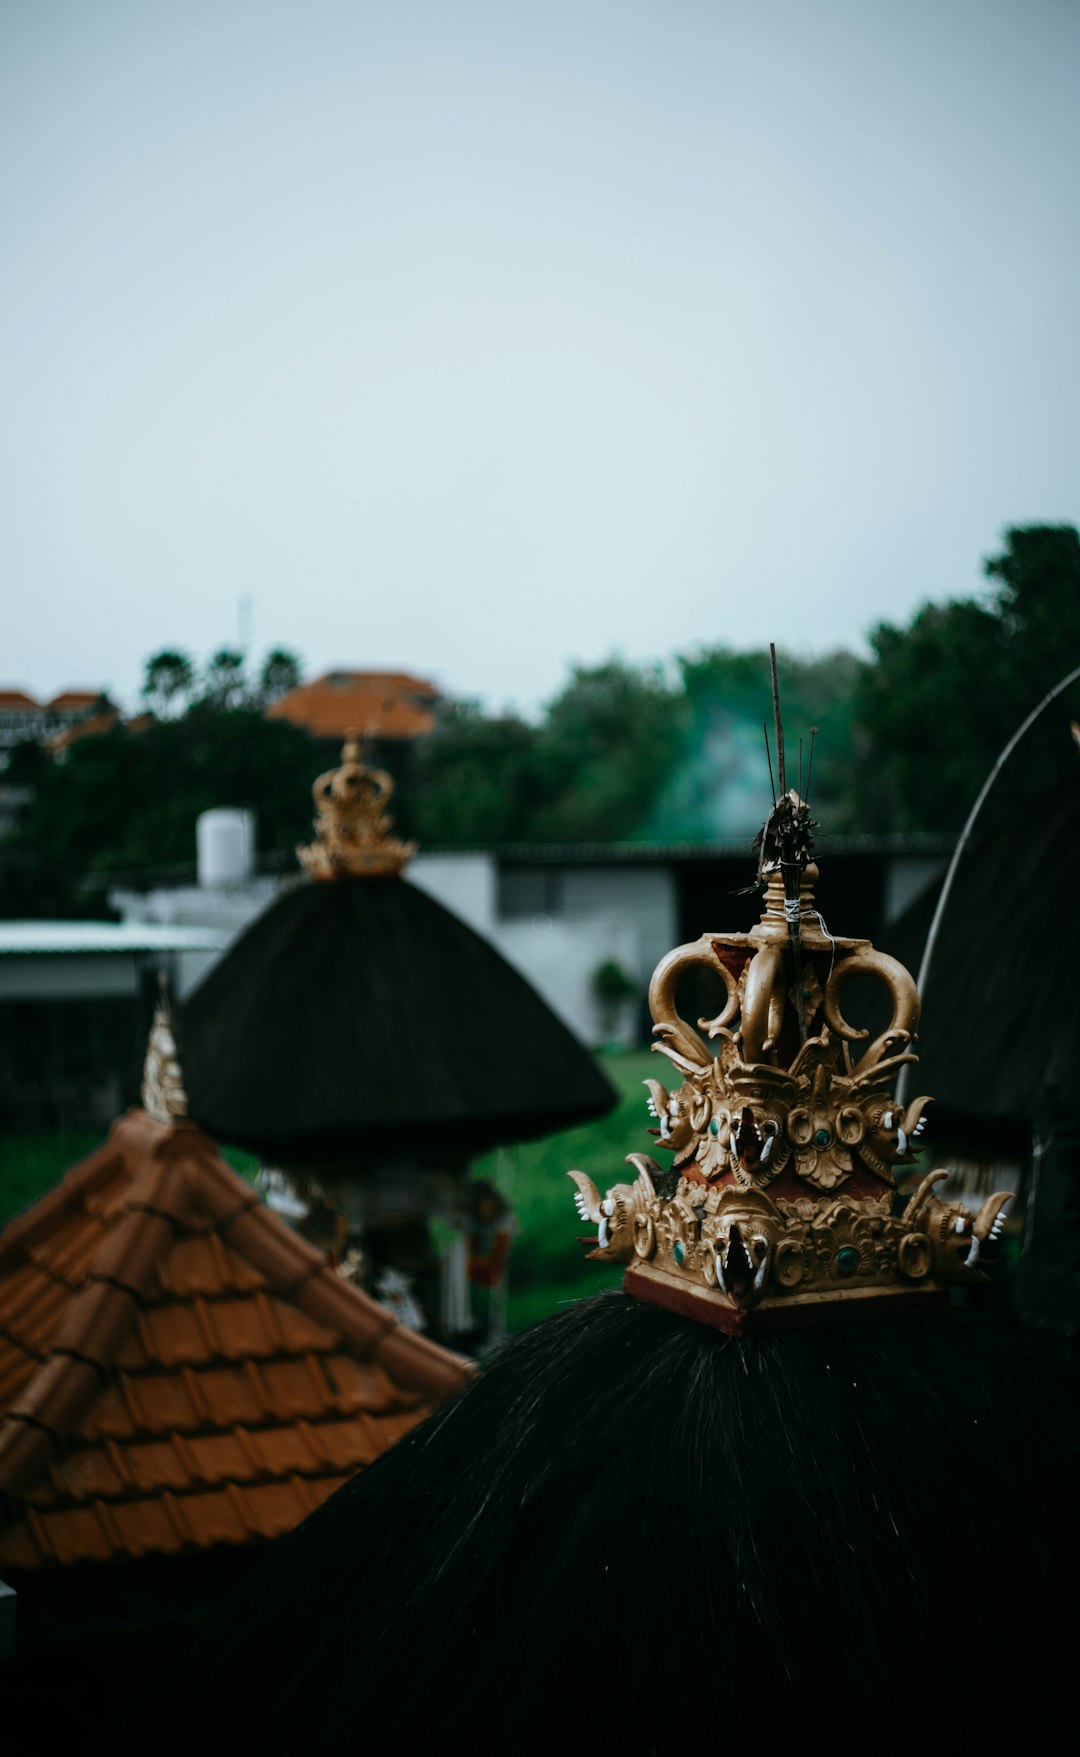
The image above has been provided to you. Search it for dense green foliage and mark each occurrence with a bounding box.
[856,525,1080,831]
[650,646,861,838]
[475,1048,650,1329]
[2,706,323,914]
[3,524,1078,916]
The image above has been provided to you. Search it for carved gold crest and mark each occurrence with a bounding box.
[298,731,416,879]
[571,860,1012,1333]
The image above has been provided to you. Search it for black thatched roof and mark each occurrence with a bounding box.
[179,875,616,1163]
[882,784,1080,1137]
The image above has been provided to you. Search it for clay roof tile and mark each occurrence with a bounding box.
[0,1112,472,1568]
[0,1264,71,1353]
[156,1235,267,1298]
[0,1342,40,1407]
[0,1156,116,1268]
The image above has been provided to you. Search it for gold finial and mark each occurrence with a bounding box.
[297,730,416,879]
[142,972,189,1125]
[567,650,1013,1333]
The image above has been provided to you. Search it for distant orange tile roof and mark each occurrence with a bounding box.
[267,671,440,741]
[46,711,119,753]
[45,690,101,711]
[0,1112,470,1570]
[0,691,41,711]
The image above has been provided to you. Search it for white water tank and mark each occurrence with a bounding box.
[196,808,255,887]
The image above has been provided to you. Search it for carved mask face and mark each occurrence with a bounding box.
[593,1180,646,1260]
[703,1189,783,1307]
[861,1097,931,1179]
[920,1190,1012,1281]
[729,1105,784,1181]
[644,1079,700,1163]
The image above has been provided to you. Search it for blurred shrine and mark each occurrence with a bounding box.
[178,735,615,1348]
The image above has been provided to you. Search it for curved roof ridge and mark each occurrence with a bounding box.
[0,1148,191,1506]
[184,1135,471,1399]
[0,1137,123,1272]
[0,1109,473,1544]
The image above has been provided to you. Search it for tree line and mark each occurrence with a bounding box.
[3,524,1079,918]
[140,647,304,715]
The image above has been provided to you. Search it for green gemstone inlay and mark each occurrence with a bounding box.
[673,1240,686,1266]
[814,1127,832,1147]
[709,1119,719,1136]
[837,1246,860,1276]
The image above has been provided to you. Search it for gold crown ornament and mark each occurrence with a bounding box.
[569,666,1012,1334]
[298,731,416,879]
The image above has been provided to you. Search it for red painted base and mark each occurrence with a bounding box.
[623,1265,950,1335]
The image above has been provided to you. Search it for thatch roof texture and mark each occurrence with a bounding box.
[179,875,616,1164]
[883,785,1080,1134]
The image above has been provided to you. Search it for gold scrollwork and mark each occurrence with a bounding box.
[648,935,741,1072]
[823,949,920,1071]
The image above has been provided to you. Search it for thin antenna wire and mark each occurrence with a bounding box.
[805,725,818,808]
[769,642,786,795]
[763,720,777,806]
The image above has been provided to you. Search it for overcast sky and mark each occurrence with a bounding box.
[3,0,1078,712]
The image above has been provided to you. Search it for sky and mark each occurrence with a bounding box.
[3,0,1078,713]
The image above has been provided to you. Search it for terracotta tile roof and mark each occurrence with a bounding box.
[43,710,151,755]
[0,690,41,711]
[266,670,439,741]
[0,1112,471,1570]
[46,710,119,754]
[45,690,101,711]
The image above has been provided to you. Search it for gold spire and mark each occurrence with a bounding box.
[141,974,189,1125]
[297,730,416,879]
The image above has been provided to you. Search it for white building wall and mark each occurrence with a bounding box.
[111,879,282,996]
[495,915,641,1046]
[407,853,497,939]
[110,856,672,1044]
[554,866,678,984]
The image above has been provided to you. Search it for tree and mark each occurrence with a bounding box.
[591,958,637,1041]
[853,525,1080,832]
[647,647,861,840]
[203,649,248,711]
[984,524,1080,672]
[530,661,689,842]
[19,705,322,884]
[141,650,195,718]
[408,702,543,844]
[257,648,303,705]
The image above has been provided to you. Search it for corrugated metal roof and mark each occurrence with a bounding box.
[0,922,227,955]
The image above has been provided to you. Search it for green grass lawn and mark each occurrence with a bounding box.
[474,1047,656,1329]
[0,1131,104,1225]
[0,1130,261,1228]
[0,1049,659,1334]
